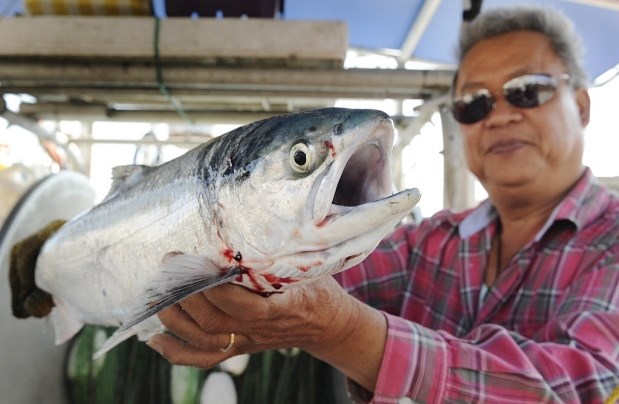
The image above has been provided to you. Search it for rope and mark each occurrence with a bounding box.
[606,385,619,404]
[153,17,193,124]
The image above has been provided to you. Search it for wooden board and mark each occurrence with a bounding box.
[0,16,347,66]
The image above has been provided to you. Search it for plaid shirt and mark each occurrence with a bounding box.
[336,169,619,403]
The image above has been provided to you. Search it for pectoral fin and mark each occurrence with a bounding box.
[93,254,241,359]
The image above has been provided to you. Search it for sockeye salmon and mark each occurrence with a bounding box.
[9,108,421,358]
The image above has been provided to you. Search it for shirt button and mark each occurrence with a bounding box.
[398,398,414,404]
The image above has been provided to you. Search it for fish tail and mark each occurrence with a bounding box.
[49,300,85,344]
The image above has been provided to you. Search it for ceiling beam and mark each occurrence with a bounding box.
[398,0,442,62]
[566,0,619,11]
[0,16,347,66]
[0,65,454,98]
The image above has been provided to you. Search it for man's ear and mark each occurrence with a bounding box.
[575,88,591,127]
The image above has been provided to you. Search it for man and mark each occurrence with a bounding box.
[147,6,619,403]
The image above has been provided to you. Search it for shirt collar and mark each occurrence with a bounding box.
[458,168,607,239]
[550,167,611,232]
[459,200,496,238]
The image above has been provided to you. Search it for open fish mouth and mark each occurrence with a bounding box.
[332,141,387,207]
[312,117,405,228]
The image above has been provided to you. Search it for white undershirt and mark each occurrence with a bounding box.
[479,283,489,307]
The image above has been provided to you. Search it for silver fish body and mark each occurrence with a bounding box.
[32,108,421,356]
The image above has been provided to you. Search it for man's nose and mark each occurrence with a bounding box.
[484,97,523,127]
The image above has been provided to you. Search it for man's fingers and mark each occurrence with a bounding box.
[147,333,238,369]
[203,283,273,319]
[177,291,229,331]
[158,304,234,351]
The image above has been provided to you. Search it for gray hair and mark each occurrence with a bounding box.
[457,6,589,88]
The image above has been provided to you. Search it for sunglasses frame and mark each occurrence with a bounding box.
[451,73,570,125]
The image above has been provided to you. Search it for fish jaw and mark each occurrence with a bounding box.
[308,187,421,247]
[250,187,421,285]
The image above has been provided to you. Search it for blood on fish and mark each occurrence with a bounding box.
[238,270,265,293]
[263,273,296,285]
[223,249,243,262]
[223,249,235,262]
[323,140,336,157]
[297,262,321,272]
[317,216,333,228]
[297,261,323,272]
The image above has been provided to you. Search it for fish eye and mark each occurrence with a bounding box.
[289,142,312,173]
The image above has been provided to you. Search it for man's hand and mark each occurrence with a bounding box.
[147,276,387,392]
[148,276,355,367]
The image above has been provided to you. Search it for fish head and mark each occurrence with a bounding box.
[214,108,421,289]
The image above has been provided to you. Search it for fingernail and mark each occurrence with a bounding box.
[146,339,163,355]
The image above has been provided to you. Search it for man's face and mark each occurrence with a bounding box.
[453,31,590,197]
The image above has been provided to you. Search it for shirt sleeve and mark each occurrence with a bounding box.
[360,258,619,403]
[337,224,619,403]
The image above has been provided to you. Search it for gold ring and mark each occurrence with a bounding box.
[220,333,235,353]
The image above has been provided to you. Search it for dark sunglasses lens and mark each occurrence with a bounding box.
[504,78,557,109]
[452,93,494,124]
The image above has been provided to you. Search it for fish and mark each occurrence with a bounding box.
[9,107,421,358]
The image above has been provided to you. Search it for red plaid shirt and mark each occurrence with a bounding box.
[336,169,619,403]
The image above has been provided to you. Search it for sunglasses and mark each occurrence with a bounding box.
[451,73,570,124]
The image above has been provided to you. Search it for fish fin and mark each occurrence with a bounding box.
[93,255,241,359]
[103,165,152,201]
[49,302,84,344]
[92,326,137,359]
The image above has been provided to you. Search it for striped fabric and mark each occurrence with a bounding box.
[336,168,619,403]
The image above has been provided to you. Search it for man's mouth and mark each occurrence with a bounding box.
[488,139,527,154]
